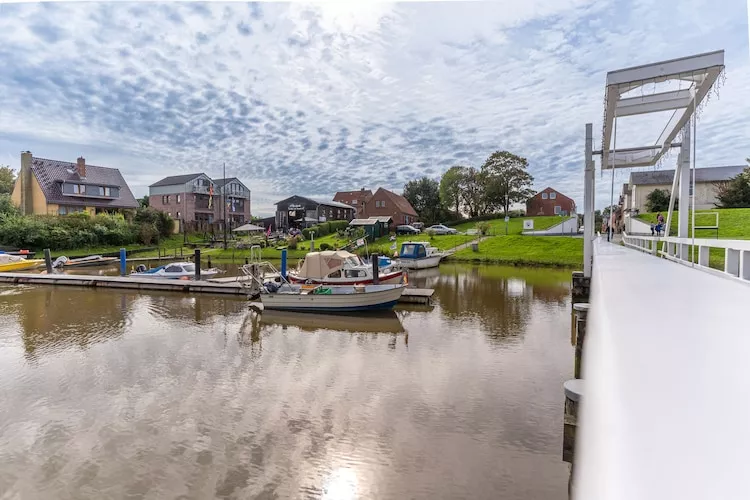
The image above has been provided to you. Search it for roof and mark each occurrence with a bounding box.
[149,173,205,187]
[31,156,138,209]
[299,250,358,279]
[274,195,354,210]
[529,187,574,202]
[232,223,264,232]
[375,188,418,216]
[333,189,373,205]
[629,166,746,186]
[348,216,391,226]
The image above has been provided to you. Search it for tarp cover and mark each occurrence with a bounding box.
[233,223,265,232]
[299,250,359,279]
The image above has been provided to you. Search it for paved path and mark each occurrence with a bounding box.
[445,236,489,254]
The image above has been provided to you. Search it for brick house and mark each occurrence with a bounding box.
[12,151,138,216]
[526,187,576,216]
[149,173,251,226]
[333,188,373,217]
[362,187,418,225]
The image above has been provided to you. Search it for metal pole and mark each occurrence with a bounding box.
[280,249,287,279]
[583,123,594,278]
[119,248,126,276]
[372,253,380,284]
[609,114,617,242]
[691,88,697,266]
[44,248,52,273]
[194,249,201,280]
[223,162,227,250]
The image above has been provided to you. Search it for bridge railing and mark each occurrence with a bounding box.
[622,232,750,283]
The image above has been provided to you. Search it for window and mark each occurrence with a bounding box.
[554,205,561,214]
[550,192,557,199]
[162,195,170,204]
[58,206,66,215]
[327,270,342,278]
[176,211,181,219]
[351,199,357,205]
[375,200,385,208]
[168,212,172,217]
[165,265,183,273]
[541,192,548,199]
[176,194,181,203]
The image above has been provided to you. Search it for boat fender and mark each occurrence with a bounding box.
[135,264,147,273]
[179,276,190,281]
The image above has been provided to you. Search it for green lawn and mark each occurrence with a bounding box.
[450,235,583,267]
[451,215,568,235]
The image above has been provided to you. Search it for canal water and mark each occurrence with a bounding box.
[0,264,573,499]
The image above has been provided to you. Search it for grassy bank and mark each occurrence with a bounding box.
[449,235,583,267]
[452,215,566,235]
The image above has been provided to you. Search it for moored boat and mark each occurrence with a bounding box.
[130,262,221,279]
[397,241,445,269]
[259,283,404,313]
[52,255,119,269]
[287,250,404,285]
[0,254,44,272]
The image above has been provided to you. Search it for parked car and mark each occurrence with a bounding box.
[426,224,458,235]
[412,222,425,231]
[396,224,421,235]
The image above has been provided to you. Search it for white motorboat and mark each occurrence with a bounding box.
[259,283,404,312]
[397,242,446,269]
[287,250,404,285]
[130,262,221,279]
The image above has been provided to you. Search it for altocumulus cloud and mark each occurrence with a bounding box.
[0,0,748,215]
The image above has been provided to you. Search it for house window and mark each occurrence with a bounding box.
[58,206,67,215]
[176,211,181,219]
[162,195,170,204]
[541,192,548,200]
[176,194,181,203]
[168,212,172,217]
[375,200,385,208]
[550,192,557,199]
[351,199,357,205]
[554,205,561,214]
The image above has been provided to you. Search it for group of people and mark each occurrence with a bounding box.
[650,212,666,236]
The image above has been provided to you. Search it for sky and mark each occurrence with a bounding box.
[0,1,748,217]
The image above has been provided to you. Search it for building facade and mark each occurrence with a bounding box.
[526,187,576,216]
[11,152,139,216]
[358,187,418,225]
[626,166,745,213]
[149,173,251,225]
[275,195,354,230]
[333,189,373,218]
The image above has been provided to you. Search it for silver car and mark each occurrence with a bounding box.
[426,224,458,235]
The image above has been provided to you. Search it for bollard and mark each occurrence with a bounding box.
[245,257,249,265]
[194,249,201,280]
[372,253,380,284]
[119,248,126,276]
[207,255,212,268]
[573,303,589,379]
[44,248,52,273]
[563,378,584,468]
[571,271,591,303]
[281,249,287,279]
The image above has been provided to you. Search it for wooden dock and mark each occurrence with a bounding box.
[0,272,434,304]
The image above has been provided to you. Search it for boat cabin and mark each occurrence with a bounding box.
[298,250,363,279]
[399,242,435,259]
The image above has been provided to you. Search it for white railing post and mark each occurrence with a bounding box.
[741,251,750,281]
[698,246,710,267]
[583,123,595,278]
[725,248,740,277]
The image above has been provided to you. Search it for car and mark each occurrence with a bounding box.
[411,222,425,231]
[426,224,458,235]
[396,224,421,235]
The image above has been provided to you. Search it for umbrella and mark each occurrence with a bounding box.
[233,223,265,232]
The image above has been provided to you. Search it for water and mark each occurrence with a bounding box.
[0,264,573,499]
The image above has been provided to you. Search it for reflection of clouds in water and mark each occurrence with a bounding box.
[507,278,526,297]
[322,467,358,500]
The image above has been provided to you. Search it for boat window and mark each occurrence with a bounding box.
[165,265,183,273]
[346,257,360,266]
[418,246,427,258]
[183,264,195,272]
[327,270,342,278]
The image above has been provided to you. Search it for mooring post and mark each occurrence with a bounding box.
[281,249,287,279]
[207,255,212,268]
[43,248,52,273]
[372,253,380,284]
[573,303,590,378]
[119,248,126,276]
[194,249,201,280]
[571,271,590,303]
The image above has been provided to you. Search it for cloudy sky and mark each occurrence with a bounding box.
[0,1,748,216]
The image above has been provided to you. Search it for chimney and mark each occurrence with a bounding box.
[76,157,86,178]
[20,151,33,216]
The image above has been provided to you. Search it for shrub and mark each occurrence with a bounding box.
[0,194,18,216]
[319,242,332,251]
[138,223,159,245]
[476,221,491,236]
[287,236,299,250]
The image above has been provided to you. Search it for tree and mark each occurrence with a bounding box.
[715,167,750,208]
[645,188,677,212]
[480,151,535,214]
[139,195,149,208]
[458,167,485,217]
[403,177,442,225]
[439,166,466,218]
[0,165,16,195]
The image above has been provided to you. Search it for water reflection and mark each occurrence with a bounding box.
[0,265,573,499]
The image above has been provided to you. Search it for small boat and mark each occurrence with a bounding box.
[259,282,404,313]
[130,262,221,279]
[397,241,446,269]
[0,254,44,272]
[259,310,405,333]
[52,255,119,269]
[287,250,404,285]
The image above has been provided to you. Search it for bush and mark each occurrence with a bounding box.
[135,207,174,238]
[0,194,18,216]
[319,242,332,251]
[476,221,491,235]
[287,236,299,250]
[645,189,677,213]
[138,223,159,245]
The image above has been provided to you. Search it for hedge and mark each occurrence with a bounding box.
[301,220,350,239]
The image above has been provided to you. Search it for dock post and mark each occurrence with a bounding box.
[207,255,212,268]
[194,249,201,280]
[119,248,126,276]
[372,253,380,284]
[43,248,52,273]
[573,303,589,378]
[281,249,287,279]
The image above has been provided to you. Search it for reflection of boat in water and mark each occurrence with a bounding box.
[397,242,446,269]
[287,250,404,285]
[130,262,221,279]
[259,283,404,312]
[259,309,405,333]
[0,254,44,272]
[406,266,442,279]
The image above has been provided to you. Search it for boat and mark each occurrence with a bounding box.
[287,250,404,285]
[259,310,405,333]
[0,254,45,272]
[52,255,119,269]
[396,241,446,269]
[130,262,221,279]
[258,282,404,313]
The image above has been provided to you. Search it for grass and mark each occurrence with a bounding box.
[451,215,567,235]
[450,235,583,267]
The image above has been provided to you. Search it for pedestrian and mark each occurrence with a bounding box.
[650,224,655,236]
[655,222,663,236]
[606,222,611,242]
[657,212,665,224]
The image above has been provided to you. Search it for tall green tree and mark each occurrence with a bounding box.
[0,165,16,195]
[439,166,466,217]
[715,168,750,208]
[480,151,535,214]
[645,188,677,212]
[403,177,442,225]
[458,167,485,218]
[139,195,150,208]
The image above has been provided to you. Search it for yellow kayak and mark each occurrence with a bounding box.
[0,257,45,272]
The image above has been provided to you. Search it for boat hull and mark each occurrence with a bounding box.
[130,270,220,279]
[260,285,404,312]
[398,255,444,269]
[0,259,45,272]
[287,269,404,286]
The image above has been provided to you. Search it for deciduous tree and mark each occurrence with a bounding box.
[715,168,750,208]
[403,177,442,225]
[0,165,16,195]
[480,151,535,214]
[439,166,466,217]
